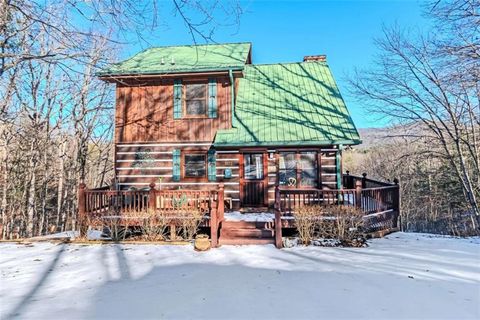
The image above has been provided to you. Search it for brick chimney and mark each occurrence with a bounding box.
[303,55,326,62]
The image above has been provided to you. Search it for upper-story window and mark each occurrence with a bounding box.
[173,79,217,120]
[185,83,207,117]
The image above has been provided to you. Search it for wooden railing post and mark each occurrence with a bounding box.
[393,178,400,228]
[78,183,87,237]
[209,183,224,248]
[217,183,225,222]
[149,182,156,211]
[361,172,367,189]
[355,180,362,210]
[274,185,283,248]
[210,195,218,248]
[274,184,281,211]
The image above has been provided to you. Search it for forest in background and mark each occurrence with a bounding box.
[347,0,479,235]
[345,127,477,235]
[0,0,478,239]
[0,0,242,239]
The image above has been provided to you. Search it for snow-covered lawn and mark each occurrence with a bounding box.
[1,233,479,320]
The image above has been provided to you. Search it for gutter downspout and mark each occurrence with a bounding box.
[229,69,236,128]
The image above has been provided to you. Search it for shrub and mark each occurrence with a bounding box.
[293,205,366,247]
[87,209,139,241]
[83,206,205,242]
[293,205,321,245]
[321,206,366,247]
[102,208,146,241]
[141,209,171,241]
[177,208,204,240]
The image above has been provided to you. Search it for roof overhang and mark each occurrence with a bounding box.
[98,68,244,83]
[213,139,363,148]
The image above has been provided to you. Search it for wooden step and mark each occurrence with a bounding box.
[222,220,273,229]
[221,228,274,239]
[239,207,270,213]
[219,238,275,246]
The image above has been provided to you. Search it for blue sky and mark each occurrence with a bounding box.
[120,0,429,128]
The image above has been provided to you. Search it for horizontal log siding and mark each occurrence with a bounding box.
[320,150,339,189]
[115,144,341,210]
[115,144,240,208]
[115,77,232,143]
[267,155,277,206]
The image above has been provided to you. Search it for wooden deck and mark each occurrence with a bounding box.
[273,173,400,248]
[78,183,225,247]
[78,173,400,248]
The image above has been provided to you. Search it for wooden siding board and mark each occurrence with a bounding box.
[115,77,231,143]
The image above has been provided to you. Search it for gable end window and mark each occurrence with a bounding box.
[185,83,207,117]
[184,154,206,178]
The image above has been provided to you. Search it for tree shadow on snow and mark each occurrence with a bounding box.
[86,245,480,320]
[4,244,66,320]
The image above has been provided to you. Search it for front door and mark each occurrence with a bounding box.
[241,153,266,207]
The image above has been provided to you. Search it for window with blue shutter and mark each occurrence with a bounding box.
[172,149,181,181]
[208,78,217,118]
[207,149,216,181]
[173,79,182,119]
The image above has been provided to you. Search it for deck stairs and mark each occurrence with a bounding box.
[218,213,275,245]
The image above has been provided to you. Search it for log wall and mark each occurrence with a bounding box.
[115,144,342,210]
[113,76,343,210]
[115,144,241,209]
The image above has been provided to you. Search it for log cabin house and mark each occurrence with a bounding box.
[79,42,400,247]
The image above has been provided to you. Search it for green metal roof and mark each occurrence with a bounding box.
[98,42,251,76]
[214,62,361,147]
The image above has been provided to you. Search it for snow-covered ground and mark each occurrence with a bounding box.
[224,211,274,222]
[1,233,479,320]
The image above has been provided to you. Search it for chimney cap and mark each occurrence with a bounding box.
[303,55,326,62]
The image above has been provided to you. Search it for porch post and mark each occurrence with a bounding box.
[148,182,156,211]
[336,144,343,190]
[345,170,350,189]
[362,172,367,188]
[210,183,224,248]
[355,180,362,210]
[274,185,283,248]
[217,183,225,222]
[210,195,218,248]
[78,183,87,237]
[393,178,400,228]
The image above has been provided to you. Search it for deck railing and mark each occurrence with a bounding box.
[78,183,225,247]
[273,172,400,248]
[343,172,396,189]
[78,173,399,249]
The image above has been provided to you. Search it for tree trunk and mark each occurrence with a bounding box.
[56,140,65,232]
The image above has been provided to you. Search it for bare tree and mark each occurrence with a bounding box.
[0,0,243,238]
[350,0,480,227]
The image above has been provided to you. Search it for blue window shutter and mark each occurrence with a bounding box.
[208,78,217,118]
[207,149,216,181]
[173,149,181,181]
[173,79,182,119]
